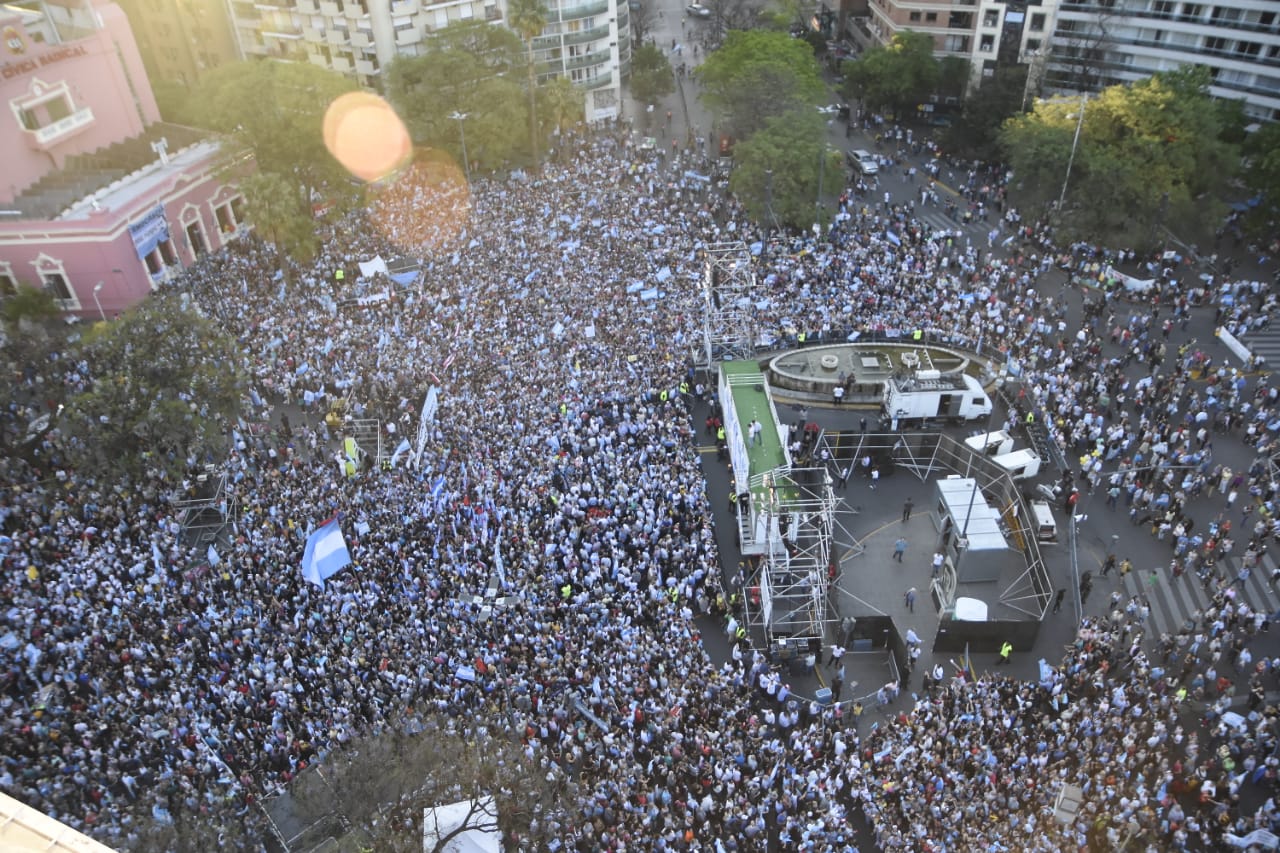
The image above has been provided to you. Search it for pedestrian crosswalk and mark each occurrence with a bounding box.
[1112,550,1280,639]
[914,207,987,240]
[1241,327,1280,368]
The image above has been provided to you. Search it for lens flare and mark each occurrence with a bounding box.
[367,148,472,257]
[323,92,413,183]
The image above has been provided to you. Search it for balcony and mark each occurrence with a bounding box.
[555,1,609,22]
[351,29,372,48]
[295,0,319,11]
[319,0,340,15]
[562,23,611,46]
[355,57,379,75]
[326,28,350,45]
[565,48,610,70]
[30,107,94,148]
[329,55,353,73]
[577,71,614,90]
[396,26,419,46]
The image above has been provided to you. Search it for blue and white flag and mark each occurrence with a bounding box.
[389,438,412,468]
[301,518,352,588]
[207,545,221,567]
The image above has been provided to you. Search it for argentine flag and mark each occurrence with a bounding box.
[301,518,352,588]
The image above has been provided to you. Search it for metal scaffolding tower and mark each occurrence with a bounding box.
[741,467,839,656]
[698,242,757,370]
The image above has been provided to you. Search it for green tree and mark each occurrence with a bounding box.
[1242,121,1280,234]
[385,24,530,170]
[62,300,245,480]
[729,109,839,230]
[696,30,826,141]
[943,65,1026,159]
[1000,66,1238,247]
[843,31,938,118]
[239,172,321,266]
[0,283,59,326]
[630,42,675,107]
[508,0,549,163]
[538,75,586,139]
[187,60,357,213]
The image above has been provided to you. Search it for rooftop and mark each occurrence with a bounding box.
[8,123,211,221]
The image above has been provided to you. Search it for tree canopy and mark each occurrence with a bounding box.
[630,42,675,107]
[1000,66,1238,247]
[386,20,581,169]
[843,31,938,117]
[696,30,826,141]
[1240,121,1280,235]
[943,65,1026,159]
[61,300,244,480]
[187,59,357,205]
[728,109,840,230]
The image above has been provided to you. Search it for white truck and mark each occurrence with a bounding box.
[964,430,1015,457]
[883,370,993,428]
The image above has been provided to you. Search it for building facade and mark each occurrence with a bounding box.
[1045,0,1280,123]
[222,0,630,121]
[861,0,1060,97]
[117,0,240,89]
[0,1,245,317]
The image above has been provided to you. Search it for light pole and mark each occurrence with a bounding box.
[449,111,471,184]
[1057,93,1087,215]
[92,281,105,322]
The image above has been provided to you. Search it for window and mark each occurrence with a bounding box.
[1153,0,1174,13]
[925,12,937,22]
[1030,12,1045,30]
[1205,35,1227,52]
[1026,38,1041,51]
[909,11,921,21]
[42,272,71,301]
[983,10,998,27]
[1237,41,1261,57]
[1180,3,1202,20]
[980,34,994,51]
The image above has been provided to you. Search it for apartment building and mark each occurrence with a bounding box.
[117,0,240,88]
[863,0,1059,94]
[222,0,630,121]
[1046,0,1280,122]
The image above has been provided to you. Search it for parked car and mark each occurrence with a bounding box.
[686,3,711,18]
[847,149,878,176]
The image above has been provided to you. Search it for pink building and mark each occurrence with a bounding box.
[0,0,247,317]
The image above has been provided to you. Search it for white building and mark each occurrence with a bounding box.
[1045,0,1280,123]
[222,0,630,122]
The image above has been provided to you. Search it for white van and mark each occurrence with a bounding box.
[964,430,1015,457]
[1029,500,1057,543]
[992,448,1041,480]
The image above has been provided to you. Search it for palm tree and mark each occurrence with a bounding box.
[508,0,548,164]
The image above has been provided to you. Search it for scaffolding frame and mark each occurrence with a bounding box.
[697,242,757,370]
[174,466,238,548]
[740,467,840,652]
[891,432,1054,619]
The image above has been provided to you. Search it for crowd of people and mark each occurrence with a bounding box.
[2,118,1279,852]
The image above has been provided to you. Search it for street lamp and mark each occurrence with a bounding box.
[92,281,105,322]
[1057,93,1088,215]
[449,111,471,184]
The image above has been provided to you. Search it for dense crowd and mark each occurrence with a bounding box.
[2,120,1280,852]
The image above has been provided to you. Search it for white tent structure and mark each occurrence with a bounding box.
[422,796,500,853]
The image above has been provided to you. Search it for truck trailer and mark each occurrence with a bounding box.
[882,370,993,428]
